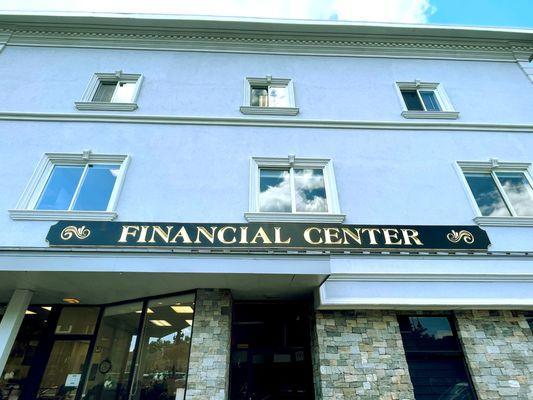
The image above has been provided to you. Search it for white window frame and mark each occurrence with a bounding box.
[245,156,345,223]
[240,76,299,116]
[396,81,459,119]
[9,151,130,221]
[75,71,143,111]
[456,159,533,226]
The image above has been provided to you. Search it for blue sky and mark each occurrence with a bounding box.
[0,0,531,29]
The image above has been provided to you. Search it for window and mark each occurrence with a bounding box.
[75,71,142,111]
[245,156,344,222]
[396,81,459,119]
[9,151,129,220]
[398,315,477,400]
[458,160,533,226]
[240,76,299,116]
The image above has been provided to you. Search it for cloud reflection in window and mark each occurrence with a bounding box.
[497,173,533,216]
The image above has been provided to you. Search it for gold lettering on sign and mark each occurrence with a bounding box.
[341,228,362,245]
[239,226,249,244]
[169,226,192,244]
[118,225,140,243]
[250,227,272,244]
[362,228,380,245]
[274,227,291,244]
[217,226,237,244]
[194,226,216,244]
[324,228,343,245]
[138,226,150,243]
[401,229,423,245]
[303,227,323,244]
[148,226,173,243]
[382,228,402,245]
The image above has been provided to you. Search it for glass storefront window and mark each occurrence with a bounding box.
[130,294,195,400]
[0,306,50,400]
[55,307,100,335]
[37,340,91,400]
[82,302,143,400]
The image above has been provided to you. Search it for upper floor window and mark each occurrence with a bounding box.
[9,151,130,221]
[75,71,143,111]
[396,81,459,119]
[245,156,344,223]
[240,76,299,116]
[457,159,533,226]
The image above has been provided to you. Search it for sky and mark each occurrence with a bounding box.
[0,0,531,29]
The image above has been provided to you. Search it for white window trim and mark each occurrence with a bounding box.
[75,72,143,111]
[9,151,130,221]
[245,156,345,223]
[396,81,459,119]
[240,76,299,116]
[456,159,533,227]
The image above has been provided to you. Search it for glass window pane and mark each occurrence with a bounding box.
[55,307,100,335]
[37,340,90,400]
[131,294,195,400]
[398,316,457,352]
[93,82,116,102]
[496,172,533,216]
[464,173,511,216]
[268,86,289,107]
[259,169,292,212]
[420,91,441,111]
[83,302,142,400]
[0,306,51,400]
[401,90,424,111]
[36,165,84,210]
[112,82,137,103]
[294,168,328,212]
[73,164,119,211]
[251,87,268,107]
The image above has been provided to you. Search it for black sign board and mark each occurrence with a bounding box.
[47,221,490,252]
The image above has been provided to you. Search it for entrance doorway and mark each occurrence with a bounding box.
[229,302,315,400]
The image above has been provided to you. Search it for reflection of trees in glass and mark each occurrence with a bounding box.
[144,333,190,376]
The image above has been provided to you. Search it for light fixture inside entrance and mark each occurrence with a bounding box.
[150,319,172,327]
[62,298,80,304]
[171,305,194,314]
[135,308,154,314]
[42,306,52,311]
[25,310,36,315]
[185,319,193,326]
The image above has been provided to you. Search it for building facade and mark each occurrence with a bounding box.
[0,13,532,400]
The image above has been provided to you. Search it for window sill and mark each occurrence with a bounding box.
[9,209,118,221]
[75,102,138,111]
[401,111,459,119]
[244,212,345,223]
[474,216,533,227]
[240,106,299,116]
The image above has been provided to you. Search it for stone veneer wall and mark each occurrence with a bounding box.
[311,310,415,400]
[186,289,232,400]
[455,310,533,400]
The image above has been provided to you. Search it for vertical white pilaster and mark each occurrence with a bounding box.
[0,289,33,376]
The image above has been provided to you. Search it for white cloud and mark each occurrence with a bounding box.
[0,0,436,24]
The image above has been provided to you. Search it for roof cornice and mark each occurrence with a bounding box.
[0,12,532,61]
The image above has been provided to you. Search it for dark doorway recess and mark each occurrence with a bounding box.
[229,302,315,400]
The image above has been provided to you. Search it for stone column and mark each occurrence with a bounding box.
[186,289,232,400]
[455,310,533,399]
[311,310,415,400]
[0,289,33,376]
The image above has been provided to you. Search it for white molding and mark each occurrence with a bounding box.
[75,102,138,111]
[239,106,299,116]
[0,111,533,132]
[457,160,531,172]
[401,111,459,119]
[474,216,533,227]
[9,152,129,221]
[244,212,345,223]
[8,209,118,221]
